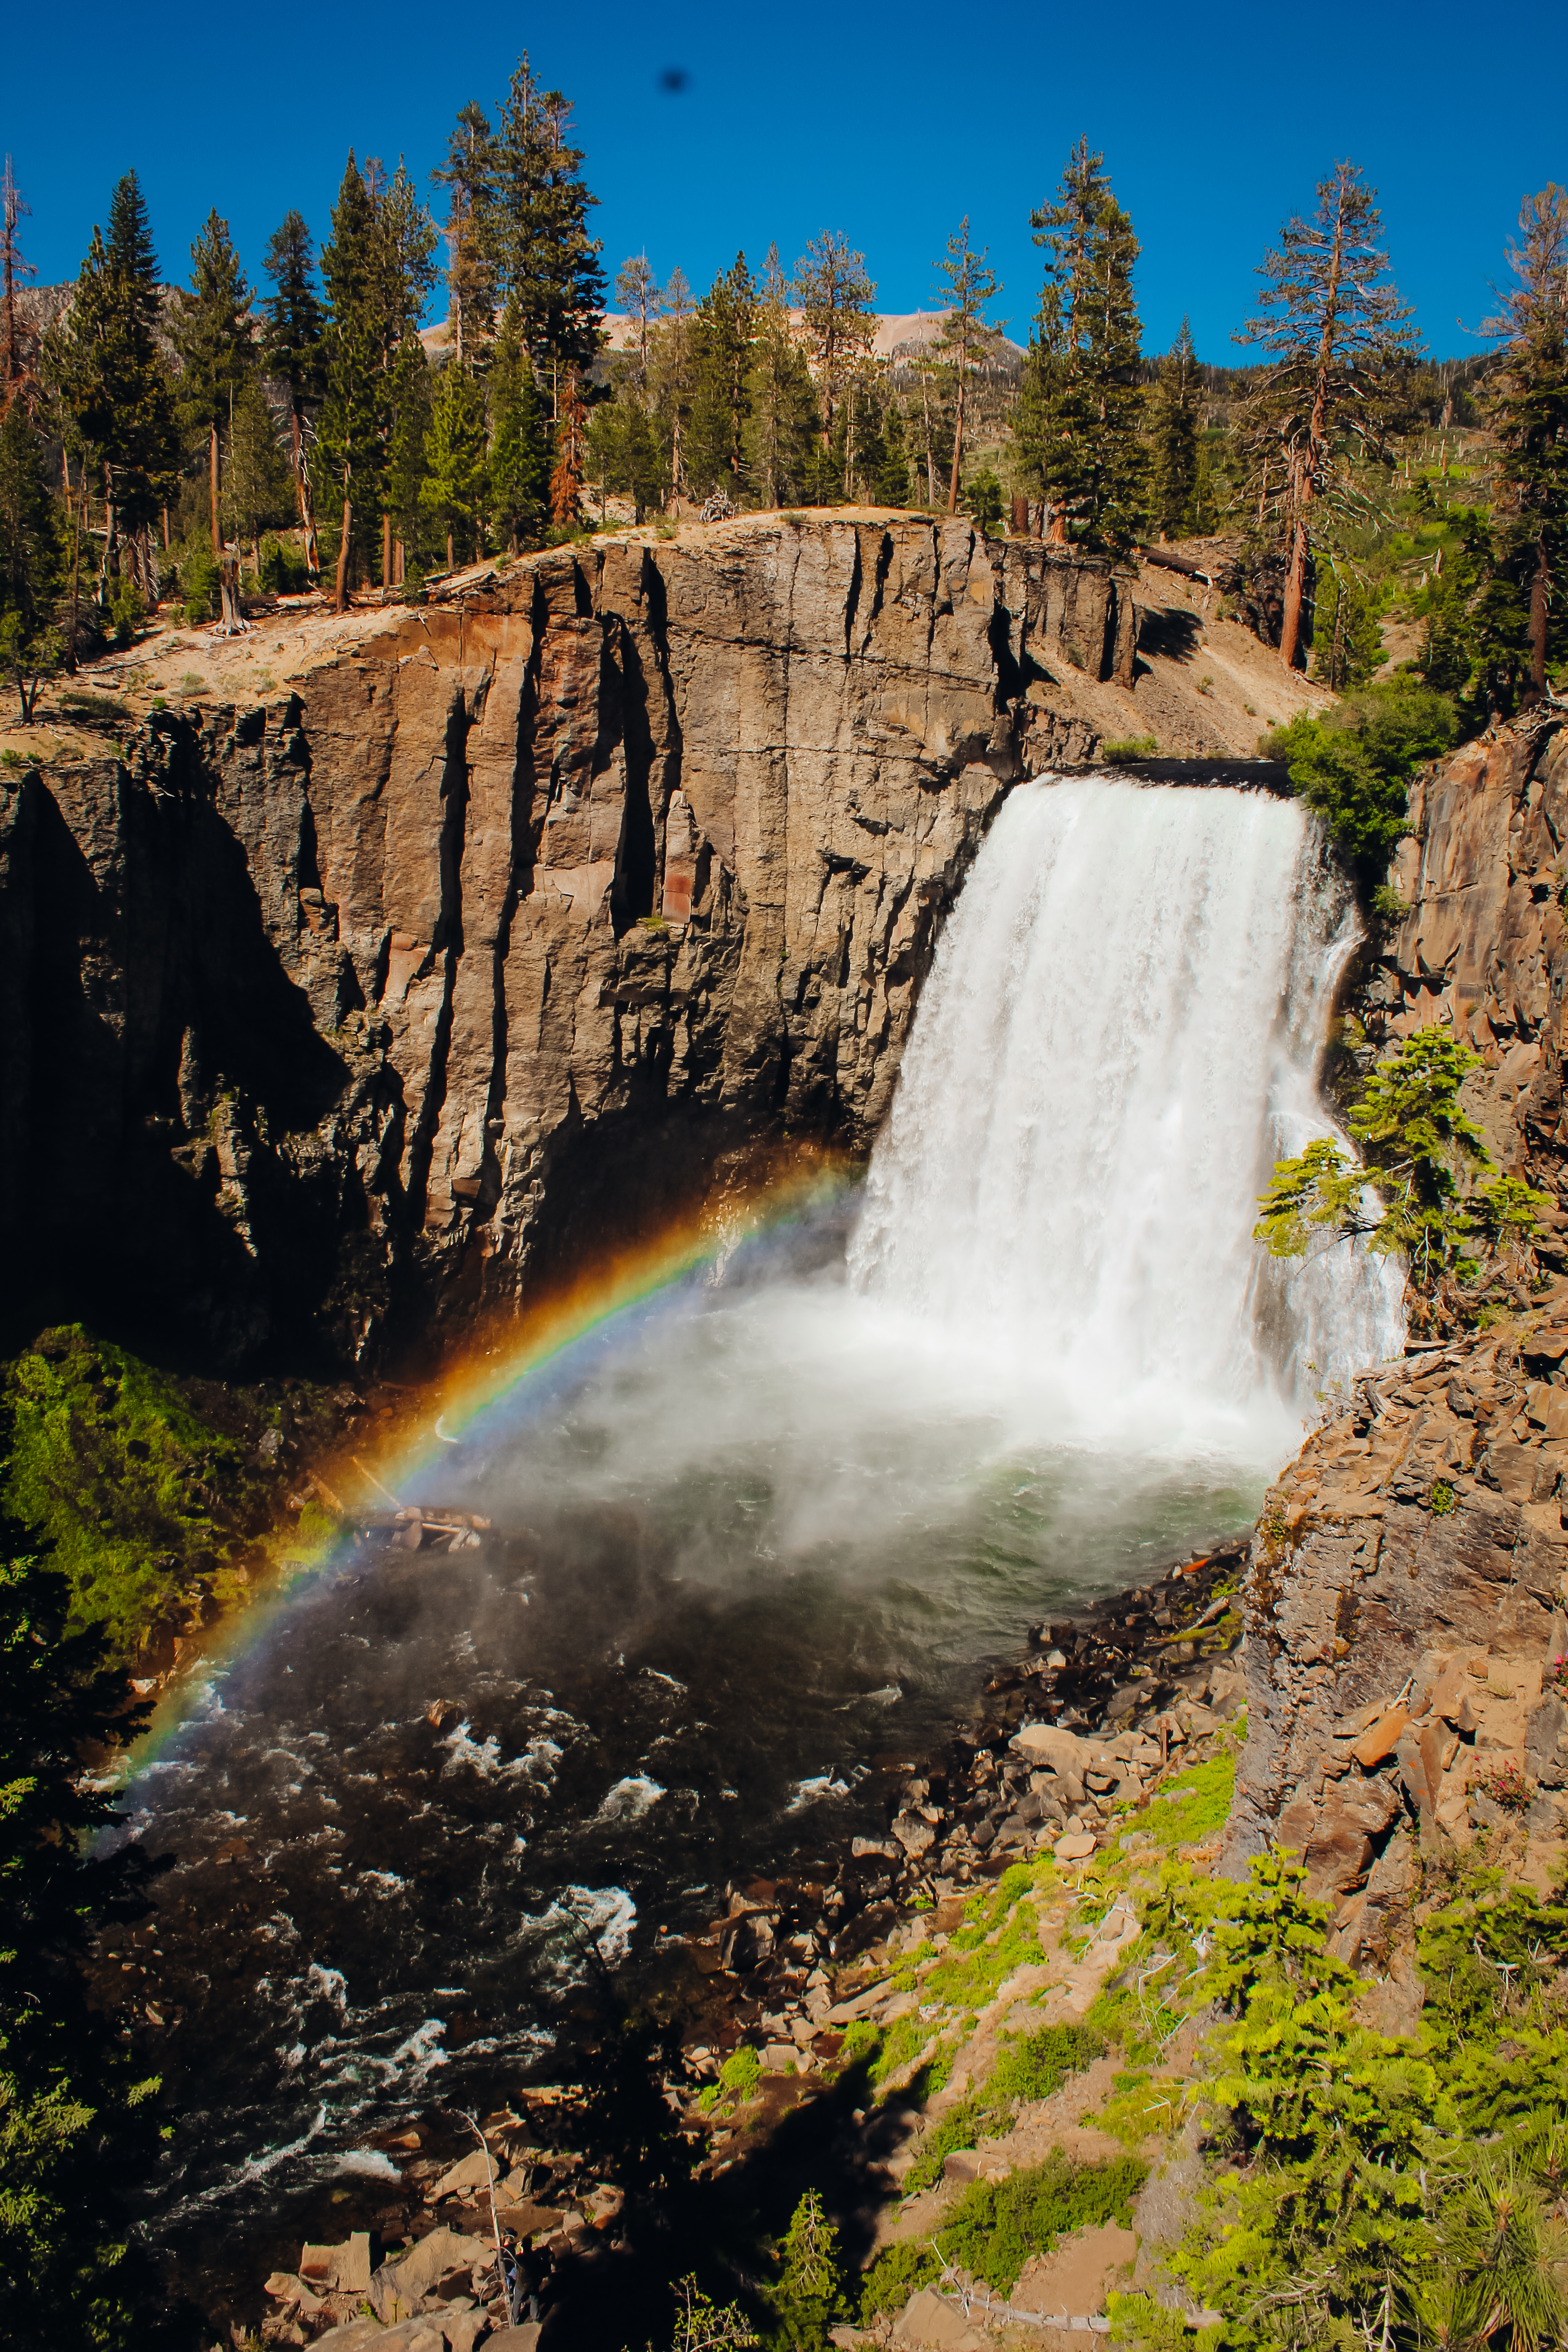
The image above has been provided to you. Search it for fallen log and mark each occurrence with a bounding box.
[1136,544,1229,585]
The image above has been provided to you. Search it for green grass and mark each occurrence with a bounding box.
[697,2042,764,2115]
[1117,1749,1236,1857]
[1101,735,1159,764]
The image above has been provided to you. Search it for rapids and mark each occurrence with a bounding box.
[120,776,1402,2276]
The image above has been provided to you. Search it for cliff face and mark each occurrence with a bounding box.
[0,516,1130,1364]
[1226,713,1568,1937]
[1372,717,1568,1184]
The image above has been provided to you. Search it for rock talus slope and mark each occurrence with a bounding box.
[0,518,1127,1362]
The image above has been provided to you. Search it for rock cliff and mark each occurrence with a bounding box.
[1227,711,1568,1932]
[0,516,1129,1364]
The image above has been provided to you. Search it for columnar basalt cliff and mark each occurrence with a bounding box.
[0,516,1130,1363]
[1226,714,1568,1944]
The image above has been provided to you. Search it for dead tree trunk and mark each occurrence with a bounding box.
[209,426,221,557]
[382,511,393,595]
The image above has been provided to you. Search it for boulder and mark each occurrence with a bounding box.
[892,2286,990,2350]
[369,2228,491,2323]
[431,2147,502,2200]
[299,2234,372,2294]
[1350,1710,1409,1769]
[1055,1832,1098,1862]
[892,1810,937,1857]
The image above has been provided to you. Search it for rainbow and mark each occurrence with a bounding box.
[124,1149,858,1779]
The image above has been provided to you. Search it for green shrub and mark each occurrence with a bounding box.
[719,2043,761,2100]
[1262,678,1457,868]
[860,2237,941,2319]
[1102,735,1159,764]
[175,544,219,622]
[108,581,145,647]
[963,467,1005,534]
[259,536,310,595]
[941,2151,1147,2293]
[988,2022,1106,2112]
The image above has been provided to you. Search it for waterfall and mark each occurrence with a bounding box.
[849,776,1404,1435]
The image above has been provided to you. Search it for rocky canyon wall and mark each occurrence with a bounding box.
[0,516,1131,1365]
[1227,712,1568,1943]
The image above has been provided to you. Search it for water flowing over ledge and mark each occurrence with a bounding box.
[852,774,1404,1441]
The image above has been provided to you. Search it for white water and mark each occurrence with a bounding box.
[850,776,1404,1438]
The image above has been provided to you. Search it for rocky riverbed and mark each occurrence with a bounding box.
[237,1541,1250,2351]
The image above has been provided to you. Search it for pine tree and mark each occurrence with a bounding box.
[744,244,819,509]
[1014,138,1147,554]
[489,57,605,416]
[1477,185,1568,703]
[384,336,435,577]
[935,216,1002,514]
[432,107,498,369]
[766,2191,850,2350]
[1149,316,1200,539]
[1186,436,1220,535]
[221,376,291,582]
[487,299,549,549]
[48,172,178,599]
[172,209,254,563]
[421,360,487,568]
[261,210,325,575]
[367,157,439,583]
[876,398,912,505]
[0,398,64,716]
[615,254,661,394]
[688,253,757,498]
[794,232,877,447]
[368,161,440,368]
[316,152,385,610]
[649,265,696,501]
[1235,160,1419,671]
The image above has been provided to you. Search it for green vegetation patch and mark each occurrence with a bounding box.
[1262,677,1456,867]
[903,2023,1107,2193]
[1,1327,337,1666]
[865,2151,1146,2310]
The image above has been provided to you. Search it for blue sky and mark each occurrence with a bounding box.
[8,0,1564,362]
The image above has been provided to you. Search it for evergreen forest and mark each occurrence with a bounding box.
[0,94,1564,731]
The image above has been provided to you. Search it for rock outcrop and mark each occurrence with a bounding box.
[1224,713,1568,1929]
[1226,1272,1568,1953]
[0,517,1128,1364]
[1370,714,1568,1192]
